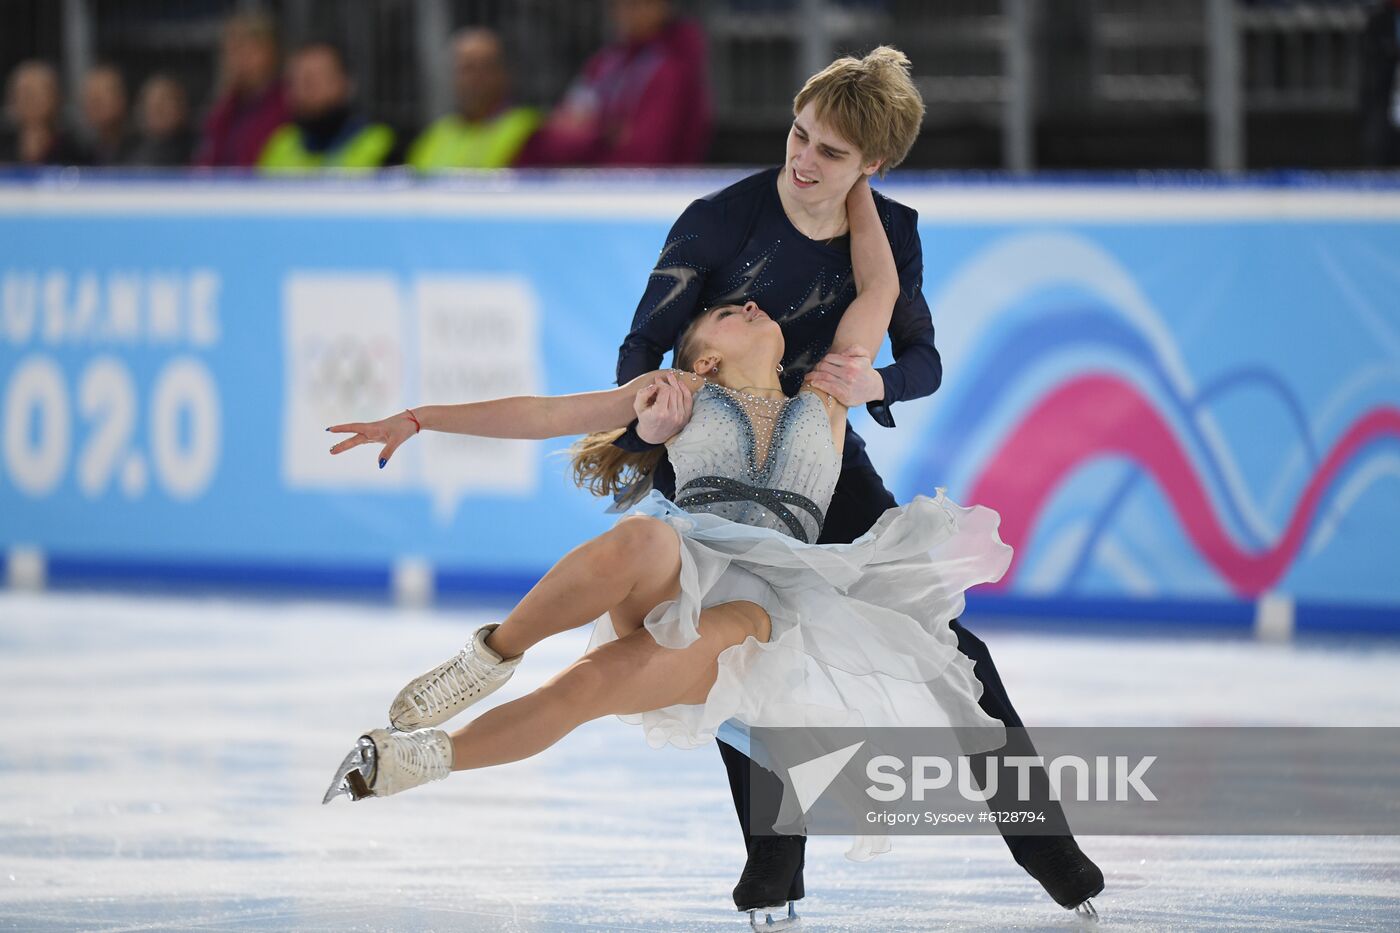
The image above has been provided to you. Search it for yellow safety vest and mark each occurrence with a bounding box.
[258,121,396,171]
[407,108,540,170]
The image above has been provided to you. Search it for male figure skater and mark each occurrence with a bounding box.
[612,48,1103,927]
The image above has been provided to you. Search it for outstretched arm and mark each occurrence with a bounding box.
[327,371,701,468]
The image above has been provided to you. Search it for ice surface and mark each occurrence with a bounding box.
[2,591,1398,932]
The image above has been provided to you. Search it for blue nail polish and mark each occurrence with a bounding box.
[325,427,330,432]
[378,458,386,469]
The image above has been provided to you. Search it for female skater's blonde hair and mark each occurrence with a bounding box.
[570,309,717,497]
[793,46,925,176]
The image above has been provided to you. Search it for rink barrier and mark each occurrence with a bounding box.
[4,172,1400,634]
[11,546,1400,639]
[11,548,537,607]
[39,551,392,598]
[967,593,1400,638]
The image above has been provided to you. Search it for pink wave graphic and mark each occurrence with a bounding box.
[968,374,1400,596]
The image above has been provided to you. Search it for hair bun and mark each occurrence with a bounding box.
[864,46,912,74]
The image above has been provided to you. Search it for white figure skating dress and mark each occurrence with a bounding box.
[586,379,1014,759]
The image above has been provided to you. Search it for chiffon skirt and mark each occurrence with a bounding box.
[585,488,1014,752]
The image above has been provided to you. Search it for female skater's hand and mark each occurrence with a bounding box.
[635,371,694,444]
[327,412,418,469]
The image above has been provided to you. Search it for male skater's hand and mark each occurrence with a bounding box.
[805,348,885,407]
[635,371,694,444]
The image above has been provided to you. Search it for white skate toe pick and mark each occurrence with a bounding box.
[389,623,522,730]
[322,728,453,803]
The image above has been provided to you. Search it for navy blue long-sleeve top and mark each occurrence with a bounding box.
[614,167,941,492]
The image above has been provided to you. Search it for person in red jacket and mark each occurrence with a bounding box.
[195,9,289,168]
[521,0,712,166]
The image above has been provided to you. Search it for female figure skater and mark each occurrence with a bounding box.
[609,46,1102,921]
[322,178,1011,903]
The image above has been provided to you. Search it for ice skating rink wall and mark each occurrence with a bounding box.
[3,172,1399,634]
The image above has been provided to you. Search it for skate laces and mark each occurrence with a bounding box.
[389,730,451,782]
[411,644,503,716]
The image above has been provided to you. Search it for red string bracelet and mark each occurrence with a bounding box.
[404,408,421,434]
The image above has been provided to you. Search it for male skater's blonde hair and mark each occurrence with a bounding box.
[793,46,925,176]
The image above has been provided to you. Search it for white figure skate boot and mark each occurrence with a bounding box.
[322,727,452,803]
[388,623,522,731]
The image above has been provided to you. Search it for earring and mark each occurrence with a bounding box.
[776,362,785,374]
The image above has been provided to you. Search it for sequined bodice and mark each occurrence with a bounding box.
[665,382,840,543]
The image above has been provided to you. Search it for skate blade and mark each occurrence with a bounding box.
[1073,897,1100,924]
[321,736,377,804]
[748,902,800,931]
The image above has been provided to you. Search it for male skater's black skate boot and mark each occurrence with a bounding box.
[733,835,804,930]
[1015,837,1104,919]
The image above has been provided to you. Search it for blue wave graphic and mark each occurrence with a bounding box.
[1063,367,1322,592]
[913,306,1317,552]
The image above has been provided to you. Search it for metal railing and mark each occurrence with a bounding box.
[1,0,1381,172]
[1240,1,1367,111]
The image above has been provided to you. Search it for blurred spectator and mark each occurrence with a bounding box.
[1360,0,1400,166]
[128,74,196,167]
[0,59,82,165]
[407,28,540,170]
[195,9,289,167]
[77,64,138,165]
[520,0,711,166]
[258,41,395,170]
